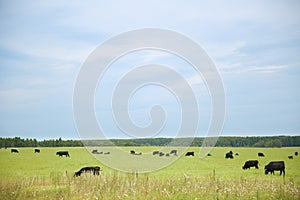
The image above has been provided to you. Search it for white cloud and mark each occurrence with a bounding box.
[220,63,290,74]
[246,65,290,73]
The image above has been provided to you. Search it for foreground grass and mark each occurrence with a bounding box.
[1,147,299,199]
[1,171,299,200]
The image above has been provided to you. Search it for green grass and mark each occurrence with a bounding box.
[0,147,299,199]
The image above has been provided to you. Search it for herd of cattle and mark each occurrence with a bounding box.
[8,148,298,177]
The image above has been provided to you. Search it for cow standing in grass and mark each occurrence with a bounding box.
[11,149,19,153]
[242,160,259,170]
[92,149,100,154]
[185,152,194,156]
[34,149,40,153]
[265,161,285,176]
[56,151,70,157]
[225,151,233,159]
[258,152,265,157]
[74,166,101,177]
[130,150,135,155]
[159,152,165,156]
[170,150,178,156]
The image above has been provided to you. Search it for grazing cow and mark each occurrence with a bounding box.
[104,152,110,155]
[207,153,212,156]
[258,152,265,157]
[235,153,239,156]
[242,160,259,170]
[288,156,293,159]
[11,149,19,153]
[34,149,40,153]
[185,152,194,156]
[92,149,99,154]
[74,166,101,177]
[225,152,233,159]
[165,153,170,157]
[56,151,70,157]
[153,151,160,155]
[159,152,165,156]
[295,152,298,156]
[130,150,135,155]
[265,161,285,176]
[170,150,178,156]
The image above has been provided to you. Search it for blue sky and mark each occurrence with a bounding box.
[0,1,299,140]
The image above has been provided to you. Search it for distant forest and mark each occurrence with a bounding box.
[0,136,300,148]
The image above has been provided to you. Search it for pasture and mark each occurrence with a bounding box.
[0,147,299,199]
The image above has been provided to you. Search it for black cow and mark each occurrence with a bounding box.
[295,152,298,156]
[258,152,265,157]
[159,152,165,156]
[207,153,212,156]
[225,152,233,159]
[104,152,110,155]
[11,149,19,153]
[92,149,99,154]
[242,160,259,170]
[288,156,293,159]
[185,152,194,156]
[265,161,285,176]
[235,153,239,156]
[153,151,160,155]
[34,149,40,153]
[165,153,170,157]
[130,150,135,155]
[170,150,178,156]
[74,166,101,177]
[56,151,70,157]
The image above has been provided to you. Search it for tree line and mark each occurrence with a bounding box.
[0,136,299,148]
[0,137,83,148]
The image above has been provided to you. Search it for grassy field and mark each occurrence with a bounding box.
[0,146,299,199]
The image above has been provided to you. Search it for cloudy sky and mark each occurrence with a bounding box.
[0,1,299,140]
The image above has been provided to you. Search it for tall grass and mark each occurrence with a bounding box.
[1,147,299,199]
[1,171,299,200]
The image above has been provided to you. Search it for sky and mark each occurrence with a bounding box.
[0,1,299,140]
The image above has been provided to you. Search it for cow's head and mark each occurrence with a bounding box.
[74,171,81,177]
